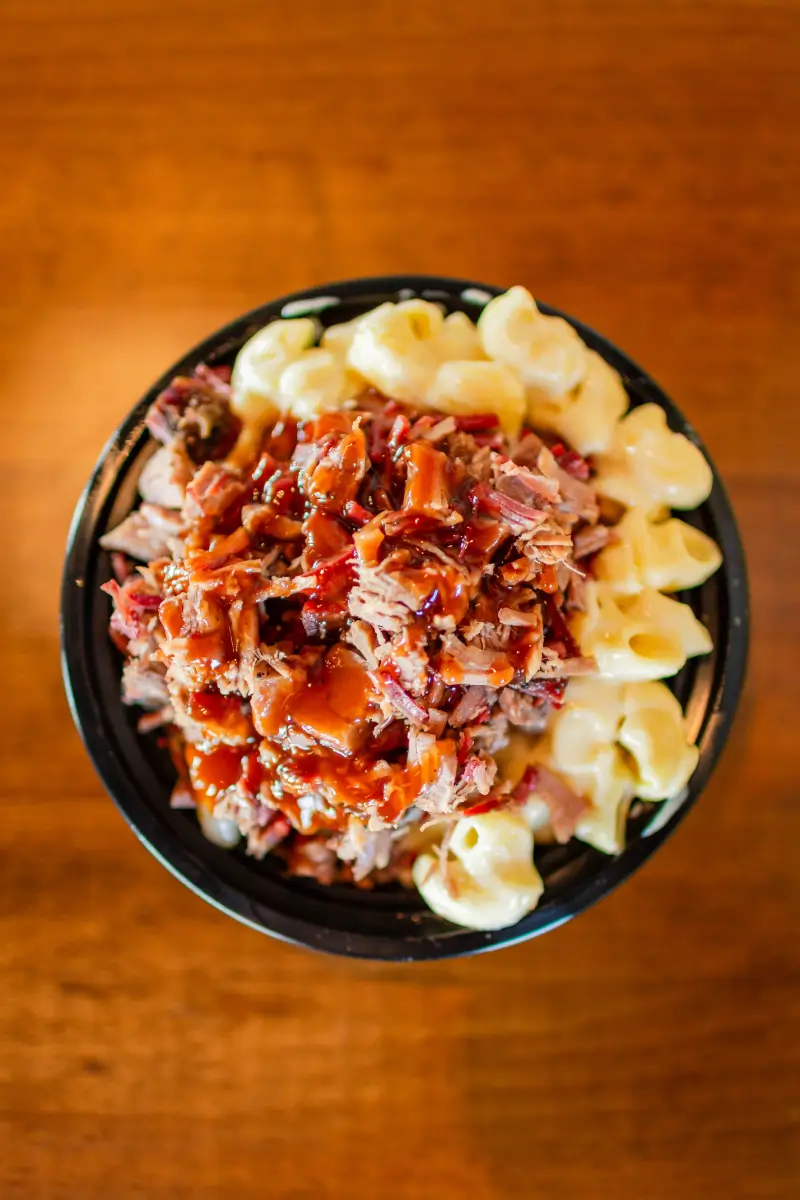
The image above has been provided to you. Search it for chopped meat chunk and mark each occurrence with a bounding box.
[449,686,491,728]
[183,461,247,521]
[146,365,241,461]
[437,635,514,688]
[498,688,549,733]
[100,504,183,562]
[573,523,612,559]
[138,444,188,508]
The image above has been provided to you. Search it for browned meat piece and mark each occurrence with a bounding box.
[437,635,514,688]
[377,674,430,727]
[492,456,561,506]
[498,688,549,733]
[146,365,241,461]
[444,431,493,481]
[349,550,472,635]
[137,444,188,508]
[565,570,589,612]
[512,432,545,465]
[453,754,497,801]
[534,649,596,679]
[101,575,162,643]
[407,731,460,816]
[100,503,184,562]
[553,468,600,524]
[401,442,453,516]
[247,813,292,860]
[183,461,247,521]
[299,426,369,511]
[449,687,491,728]
[411,415,457,442]
[573,523,612,559]
[286,835,338,884]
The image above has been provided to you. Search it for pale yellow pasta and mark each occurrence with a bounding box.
[543,680,634,853]
[394,298,445,337]
[542,676,699,850]
[276,348,356,421]
[427,360,526,438]
[571,746,635,855]
[593,404,713,514]
[494,723,631,853]
[508,729,632,855]
[629,587,713,659]
[500,727,633,854]
[230,318,317,423]
[555,677,698,800]
[437,310,486,361]
[494,730,554,839]
[324,306,482,367]
[477,285,587,396]
[494,728,542,790]
[346,299,444,403]
[527,348,629,456]
[618,681,699,801]
[412,811,544,931]
[570,581,712,681]
[320,312,369,357]
[550,677,623,767]
[595,509,722,594]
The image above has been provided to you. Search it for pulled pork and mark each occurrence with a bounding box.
[102,369,606,883]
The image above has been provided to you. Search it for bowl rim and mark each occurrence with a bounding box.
[60,274,750,960]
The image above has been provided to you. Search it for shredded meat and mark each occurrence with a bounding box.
[100,504,184,562]
[335,817,394,882]
[286,835,337,884]
[101,362,604,882]
[573,523,612,559]
[527,765,589,843]
[498,688,549,733]
[146,365,240,461]
[438,635,514,688]
[449,687,491,727]
[138,444,188,508]
[183,461,247,521]
[121,659,170,709]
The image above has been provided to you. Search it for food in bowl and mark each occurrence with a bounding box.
[99,287,721,931]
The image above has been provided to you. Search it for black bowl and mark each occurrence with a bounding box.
[61,275,749,960]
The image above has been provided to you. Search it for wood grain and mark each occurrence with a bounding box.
[1,1,799,1196]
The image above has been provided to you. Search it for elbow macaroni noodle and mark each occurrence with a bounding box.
[277,348,351,421]
[593,404,714,514]
[527,349,630,455]
[553,677,699,800]
[428,360,526,438]
[594,509,722,594]
[477,285,587,396]
[437,310,486,362]
[570,581,712,681]
[346,299,445,403]
[497,677,701,856]
[230,318,318,423]
[227,288,720,929]
[412,811,544,931]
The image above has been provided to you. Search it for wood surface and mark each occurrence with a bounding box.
[1,1,798,1196]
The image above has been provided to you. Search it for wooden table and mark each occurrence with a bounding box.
[2,2,798,1196]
